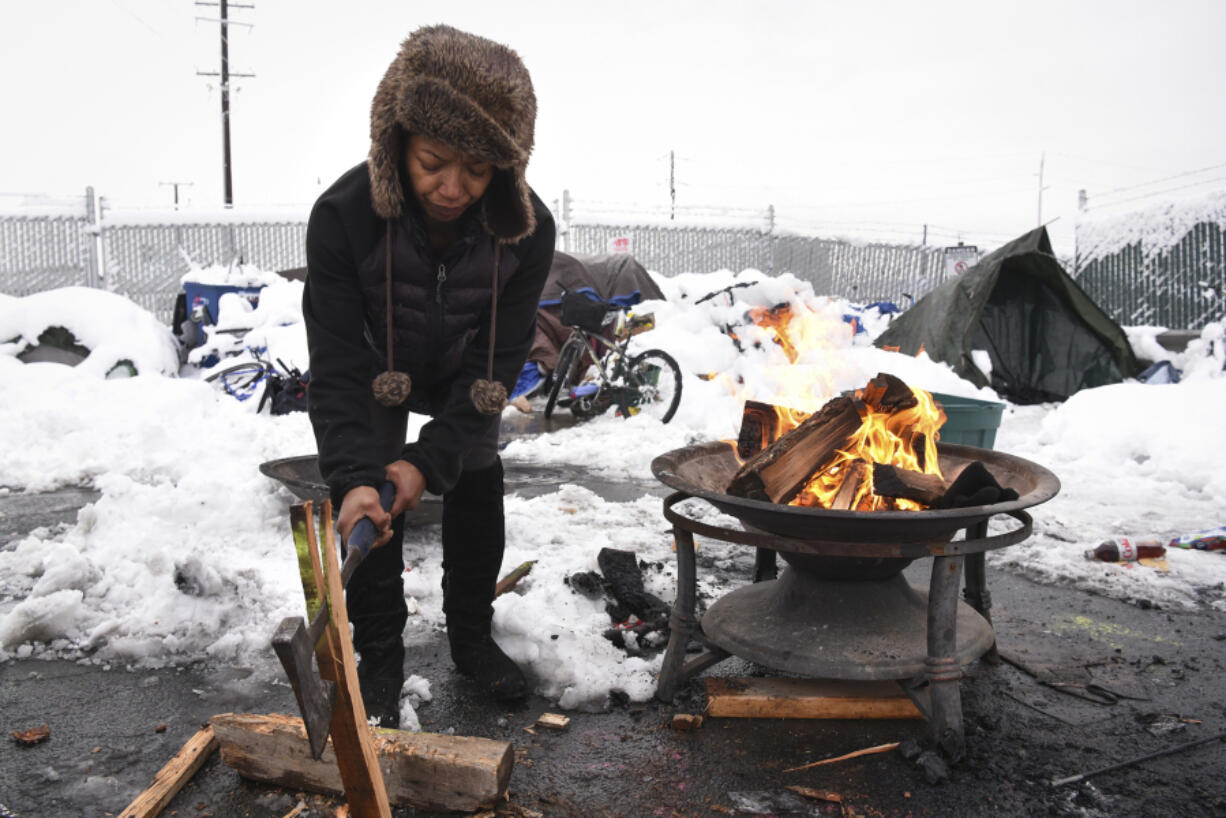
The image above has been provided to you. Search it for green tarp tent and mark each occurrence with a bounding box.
[873,227,1139,404]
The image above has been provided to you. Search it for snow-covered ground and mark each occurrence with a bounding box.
[1,268,1224,725]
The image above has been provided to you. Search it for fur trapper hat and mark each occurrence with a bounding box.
[368,25,537,242]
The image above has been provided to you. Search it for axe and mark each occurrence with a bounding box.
[272,481,396,760]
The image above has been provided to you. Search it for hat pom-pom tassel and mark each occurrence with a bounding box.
[373,371,412,407]
[470,378,507,415]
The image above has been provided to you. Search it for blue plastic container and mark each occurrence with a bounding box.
[931,392,1005,449]
[182,282,262,326]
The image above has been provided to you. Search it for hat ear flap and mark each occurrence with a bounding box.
[368,83,405,219]
[480,168,536,244]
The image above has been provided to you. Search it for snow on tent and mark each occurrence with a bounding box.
[515,252,664,397]
[873,226,1139,404]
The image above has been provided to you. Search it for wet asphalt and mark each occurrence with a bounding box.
[2,412,1226,817]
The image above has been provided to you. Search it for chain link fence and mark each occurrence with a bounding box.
[564,221,946,307]
[0,191,307,321]
[3,188,1223,330]
[1075,218,1225,330]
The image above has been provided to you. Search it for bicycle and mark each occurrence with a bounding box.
[543,288,683,423]
[204,352,309,414]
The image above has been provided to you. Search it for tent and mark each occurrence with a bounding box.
[523,252,664,388]
[873,227,1139,404]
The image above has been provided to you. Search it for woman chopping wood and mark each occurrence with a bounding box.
[303,24,555,726]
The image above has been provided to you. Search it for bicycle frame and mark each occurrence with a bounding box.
[565,315,637,391]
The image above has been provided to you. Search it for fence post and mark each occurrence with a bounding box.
[84,186,100,288]
[561,190,572,253]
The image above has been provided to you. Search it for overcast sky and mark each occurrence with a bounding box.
[3,0,1224,257]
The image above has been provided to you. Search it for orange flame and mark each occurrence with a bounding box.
[748,304,801,362]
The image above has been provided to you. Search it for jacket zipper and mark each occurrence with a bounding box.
[426,263,446,380]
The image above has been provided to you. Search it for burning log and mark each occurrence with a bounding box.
[871,463,951,507]
[830,460,868,510]
[736,399,781,459]
[727,395,864,504]
[860,373,918,412]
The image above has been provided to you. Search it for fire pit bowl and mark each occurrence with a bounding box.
[651,440,1060,546]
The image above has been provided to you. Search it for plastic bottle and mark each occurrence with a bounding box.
[1084,538,1168,562]
[1169,526,1226,552]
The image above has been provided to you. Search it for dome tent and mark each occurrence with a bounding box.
[873,227,1139,404]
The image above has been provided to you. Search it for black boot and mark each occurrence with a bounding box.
[346,512,408,727]
[442,458,528,701]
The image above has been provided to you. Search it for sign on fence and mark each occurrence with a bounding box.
[607,236,632,254]
[943,244,979,276]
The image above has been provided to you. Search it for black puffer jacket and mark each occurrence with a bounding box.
[304,162,555,503]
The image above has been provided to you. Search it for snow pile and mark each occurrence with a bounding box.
[0,287,180,377]
[189,275,309,376]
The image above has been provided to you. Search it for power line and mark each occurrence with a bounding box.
[1091,162,1226,203]
[1090,175,1226,211]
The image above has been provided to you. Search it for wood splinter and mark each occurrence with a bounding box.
[783,741,901,773]
[535,713,571,730]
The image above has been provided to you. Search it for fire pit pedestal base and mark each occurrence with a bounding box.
[702,569,996,680]
[654,493,1033,758]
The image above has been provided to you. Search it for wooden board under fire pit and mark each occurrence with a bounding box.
[706,677,923,720]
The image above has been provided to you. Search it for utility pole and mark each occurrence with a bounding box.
[159,181,194,209]
[668,150,676,220]
[196,1,254,207]
[1036,151,1049,226]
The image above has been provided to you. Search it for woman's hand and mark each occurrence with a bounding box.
[337,485,394,548]
[385,460,426,518]
[336,462,425,549]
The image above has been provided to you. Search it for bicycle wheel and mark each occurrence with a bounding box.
[544,338,583,420]
[622,349,683,423]
[206,361,272,402]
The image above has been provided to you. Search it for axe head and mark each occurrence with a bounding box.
[272,615,336,760]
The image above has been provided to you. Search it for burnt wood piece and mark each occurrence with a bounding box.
[860,373,918,413]
[727,395,863,504]
[736,399,782,459]
[830,460,868,510]
[871,463,951,506]
[597,548,669,628]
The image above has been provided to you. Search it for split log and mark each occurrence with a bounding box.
[727,395,863,504]
[309,503,391,818]
[118,725,218,818]
[705,678,922,720]
[830,460,868,511]
[209,713,512,813]
[859,373,918,413]
[871,463,951,507]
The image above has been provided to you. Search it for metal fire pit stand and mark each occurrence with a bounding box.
[655,491,1035,756]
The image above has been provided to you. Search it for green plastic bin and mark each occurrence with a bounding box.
[931,392,1005,449]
